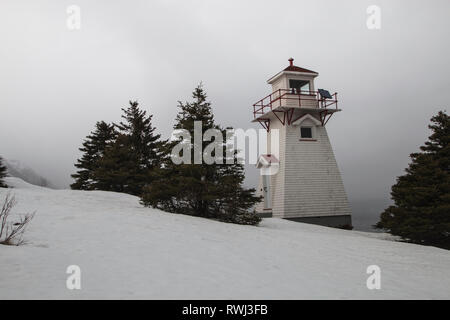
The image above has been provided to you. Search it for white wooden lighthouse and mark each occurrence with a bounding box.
[254,58,351,227]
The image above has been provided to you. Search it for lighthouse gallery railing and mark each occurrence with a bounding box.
[252,89,338,119]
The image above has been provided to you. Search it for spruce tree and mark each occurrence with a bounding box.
[92,134,136,193]
[70,121,117,190]
[376,111,450,249]
[116,101,163,170]
[141,84,261,225]
[214,150,262,225]
[94,101,163,195]
[0,156,8,188]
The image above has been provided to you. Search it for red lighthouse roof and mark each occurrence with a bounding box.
[267,58,318,83]
[283,65,317,74]
[284,57,317,73]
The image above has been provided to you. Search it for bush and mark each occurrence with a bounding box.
[0,193,35,246]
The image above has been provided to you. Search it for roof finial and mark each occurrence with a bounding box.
[288,57,294,67]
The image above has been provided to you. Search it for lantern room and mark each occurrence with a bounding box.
[268,57,317,94]
[252,58,340,131]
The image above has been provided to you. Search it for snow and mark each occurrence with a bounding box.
[1,177,449,299]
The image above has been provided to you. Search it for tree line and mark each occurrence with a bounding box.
[71,85,261,225]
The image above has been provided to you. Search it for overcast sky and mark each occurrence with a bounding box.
[1,0,449,227]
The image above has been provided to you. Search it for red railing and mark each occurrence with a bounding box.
[253,89,338,119]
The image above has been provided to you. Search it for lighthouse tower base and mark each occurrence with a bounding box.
[254,115,352,229]
[256,211,352,228]
[285,215,352,228]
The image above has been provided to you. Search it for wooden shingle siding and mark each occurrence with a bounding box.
[269,121,285,217]
[282,123,350,218]
[256,115,350,219]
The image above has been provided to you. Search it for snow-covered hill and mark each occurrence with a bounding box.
[1,177,449,299]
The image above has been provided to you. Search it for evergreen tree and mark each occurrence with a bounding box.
[376,111,450,249]
[70,121,117,190]
[116,101,163,171]
[93,101,164,195]
[0,156,8,188]
[92,134,136,193]
[141,84,261,225]
[214,150,262,225]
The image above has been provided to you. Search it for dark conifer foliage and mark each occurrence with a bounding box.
[72,101,164,195]
[376,111,450,249]
[92,133,136,193]
[70,121,117,190]
[99,101,164,195]
[71,93,259,225]
[214,151,262,225]
[141,85,261,225]
[0,156,8,188]
[116,101,163,171]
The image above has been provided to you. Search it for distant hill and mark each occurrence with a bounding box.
[4,159,54,189]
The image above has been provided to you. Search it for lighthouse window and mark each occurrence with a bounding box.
[300,127,313,139]
[289,79,310,94]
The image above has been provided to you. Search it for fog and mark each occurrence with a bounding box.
[1,0,449,229]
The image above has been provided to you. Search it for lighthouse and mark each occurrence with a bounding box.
[254,58,351,228]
